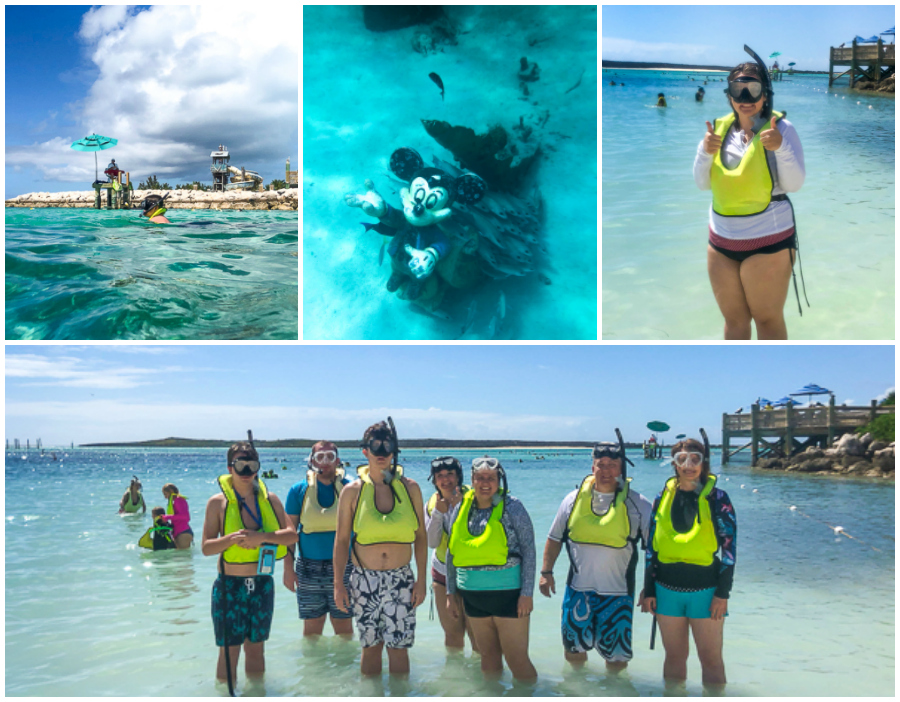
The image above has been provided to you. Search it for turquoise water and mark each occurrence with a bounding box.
[602,70,895,340]
[6,447,893,696]
[5,209,298,340]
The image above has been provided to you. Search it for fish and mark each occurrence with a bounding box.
[538,273,552,286]
[362,221,395,236]
[408,303,453,322]
[378,239,386,266]
[429,72,444,101]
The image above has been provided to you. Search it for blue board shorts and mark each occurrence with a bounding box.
[295,556,352,620]
[561,587,634,662]
[211,574,275,647]
[656,584,725,619]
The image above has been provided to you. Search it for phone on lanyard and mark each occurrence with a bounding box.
[258,543,277,575]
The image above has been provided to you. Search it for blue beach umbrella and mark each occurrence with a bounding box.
[70,133,118,182]
[789,383,834,406]
[772,396,798,407]
[881,27,894,36]
[756,396,774,407]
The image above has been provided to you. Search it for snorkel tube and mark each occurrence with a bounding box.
[142,192,170,220]
[386,416,399,482]
[743,44,773,120]
[699,427,711,474]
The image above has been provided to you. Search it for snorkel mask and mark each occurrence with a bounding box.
[430,456,464,487]
[359,417,400,482]
[142,193,169,219]
[726,45,774,119]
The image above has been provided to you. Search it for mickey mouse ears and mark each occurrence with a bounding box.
[389,147,487,205]
[389,148,424,181]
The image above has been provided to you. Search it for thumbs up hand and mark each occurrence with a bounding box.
[703,121,723,155]
[759,116,783,151]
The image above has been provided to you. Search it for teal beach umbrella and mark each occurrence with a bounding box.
[70,133,118,182]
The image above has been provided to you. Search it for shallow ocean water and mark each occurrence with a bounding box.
[5,209,298,340]
[5,447,894,696]
[303,6,597,340]
[602,69,895,340]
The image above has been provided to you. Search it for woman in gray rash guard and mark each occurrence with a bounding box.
[444,456,537,681]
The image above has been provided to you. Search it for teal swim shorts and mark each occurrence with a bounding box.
[656,584,726,619]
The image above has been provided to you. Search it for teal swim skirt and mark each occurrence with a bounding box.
[656,584,726,620]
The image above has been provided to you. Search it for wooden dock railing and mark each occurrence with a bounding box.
[722,396,893,464]
[829,38,895,87]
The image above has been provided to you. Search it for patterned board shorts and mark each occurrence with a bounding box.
[295,556,352,620]
[348,564,416,649]
[211,574,275,647]
[561,586,634,662]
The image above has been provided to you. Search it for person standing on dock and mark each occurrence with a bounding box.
[282,441,353,638]
[695,50,806,340]
[539,439,651,672]
[333,420,428,676]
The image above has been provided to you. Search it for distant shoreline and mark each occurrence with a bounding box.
[75,437,699,450]
[5,188,298,211]
[602,60,828,75]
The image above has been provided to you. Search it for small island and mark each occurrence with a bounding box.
[5,188,297,210]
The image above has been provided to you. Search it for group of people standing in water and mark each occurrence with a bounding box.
[120,477,193,550]
[161,419,737,694]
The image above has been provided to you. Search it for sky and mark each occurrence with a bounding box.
[4,345,893,447]
[4,5,298,198]
[602,5,895,71]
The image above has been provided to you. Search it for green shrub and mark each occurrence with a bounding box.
[857,413,895,442]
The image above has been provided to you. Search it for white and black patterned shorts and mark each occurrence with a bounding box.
[349,564,416,649]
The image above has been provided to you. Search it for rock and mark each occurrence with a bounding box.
[363,6,445,32]
[846,460,873,475]
[873,447,895,472]
[834,433,864,457]
[806,457,837,472]
[792,452,814,464]
[756,457,783,470]
[869,440,889,454]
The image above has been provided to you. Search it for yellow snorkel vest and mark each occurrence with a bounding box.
[710,110,784,216]
[352,465,418,545]
[218,474,288,564]
[653,475,718,566]
[300,469,343,534]
[146,206,167,220]
[566,476,632,548]
[447,489,508,567]
[426,486,470,564]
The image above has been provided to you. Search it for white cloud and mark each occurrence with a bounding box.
[7,5,298,186]
[602,37,719,64]
[78,5,129,41]
[5,354,178,389]
[876,386,895,403]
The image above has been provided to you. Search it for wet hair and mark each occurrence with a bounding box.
[227,440,258,466]
[670,438,711,482]
[362,421,391,444]
[151,506,165,518]
[162,483,179,496]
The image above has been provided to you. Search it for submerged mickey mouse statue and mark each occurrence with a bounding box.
[344,147,486,302]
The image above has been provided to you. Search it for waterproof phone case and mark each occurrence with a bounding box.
[258,543,277,575]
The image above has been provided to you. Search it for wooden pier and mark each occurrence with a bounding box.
[93,171,132,210]
[829,38,895,87]
[721,397,893,465]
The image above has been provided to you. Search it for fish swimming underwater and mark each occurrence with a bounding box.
[378,238,386,266]
[429,72,445,101]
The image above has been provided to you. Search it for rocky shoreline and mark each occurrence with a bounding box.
[755,432,895,480]
[4,188,298,211]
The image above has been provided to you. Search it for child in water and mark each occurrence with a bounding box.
[141,194,171,224]
[138,507,177,550]
[657,93,668,107]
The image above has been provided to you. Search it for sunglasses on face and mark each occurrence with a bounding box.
[673,451,704,468]
[366,437,395,457]
[232,458,261,476]
[727,79,764,103]
[312,450,337,464]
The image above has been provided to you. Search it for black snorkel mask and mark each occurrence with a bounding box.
[359,417,400,483]
[726,45,774,120]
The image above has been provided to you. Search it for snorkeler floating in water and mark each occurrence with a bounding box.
[141,193,172,224]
